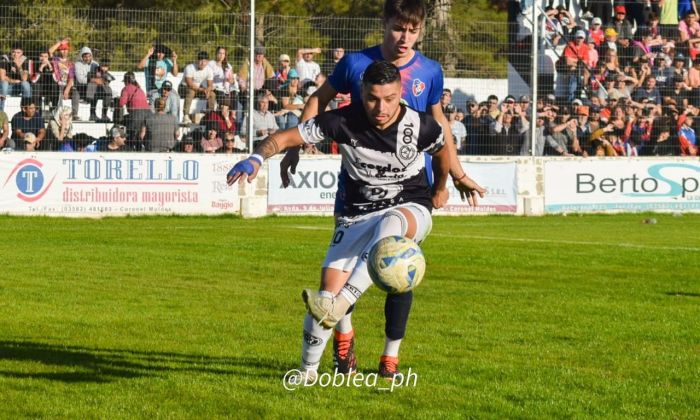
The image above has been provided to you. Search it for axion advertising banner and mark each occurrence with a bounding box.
[267,158,518,214]
[267,157,340,213]
[0,153,239,216]
[544,160,700,212]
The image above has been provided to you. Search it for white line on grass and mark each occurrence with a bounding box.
[289,225,700,252]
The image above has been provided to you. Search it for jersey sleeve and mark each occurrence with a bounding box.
[427,62,444,107]
[297,112,344,145]
[328,54,353,94]
[420,116,445,155]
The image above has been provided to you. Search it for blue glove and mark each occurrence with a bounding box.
[227,159,256,178]
[227,154,263,183]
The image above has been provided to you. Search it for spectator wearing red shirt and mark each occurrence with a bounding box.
[563,29,591,102]
[119,71,150,150]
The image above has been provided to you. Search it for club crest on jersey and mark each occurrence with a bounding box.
[399,145,417,161]
[412,78,425,97]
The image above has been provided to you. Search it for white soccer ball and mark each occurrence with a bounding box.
[368,236,426,294]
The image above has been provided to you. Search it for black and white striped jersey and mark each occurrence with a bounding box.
[298,103,444,216]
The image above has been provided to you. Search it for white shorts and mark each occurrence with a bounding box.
[322,203,433,272]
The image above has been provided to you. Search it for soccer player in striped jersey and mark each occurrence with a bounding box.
[279,0,486,378]
[228,60,450,381]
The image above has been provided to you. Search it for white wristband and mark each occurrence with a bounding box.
[249,154,263,165]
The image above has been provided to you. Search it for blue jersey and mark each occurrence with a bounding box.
[328,46,445,213]
[329,45,444,112]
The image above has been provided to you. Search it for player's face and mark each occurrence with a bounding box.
[383,17,422,59]
[362,80,402,129]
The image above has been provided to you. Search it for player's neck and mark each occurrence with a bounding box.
[380,45,415,68]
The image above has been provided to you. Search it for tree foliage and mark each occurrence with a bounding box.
[0,0,506,77]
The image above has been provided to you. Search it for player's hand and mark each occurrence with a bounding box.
[453,174,486,206]
[226,156,262,185]
[431,186,449,209]
[280,146,301,188]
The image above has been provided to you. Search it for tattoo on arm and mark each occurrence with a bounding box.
[253,136,280,159]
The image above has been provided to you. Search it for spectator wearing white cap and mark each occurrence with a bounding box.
[589,17,605,47]
[23,132,37,152]
[70,46,99,121]
[276,53,293,87]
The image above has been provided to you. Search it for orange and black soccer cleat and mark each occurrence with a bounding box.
[333,329,357,374]
[378,355,399,379]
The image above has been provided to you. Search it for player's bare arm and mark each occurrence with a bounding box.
[227,127,304,186]
[429,102,486,205]
[429,137,450,209]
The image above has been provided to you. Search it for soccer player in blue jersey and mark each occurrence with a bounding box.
[228,60,450,382]
[279,0,486,379]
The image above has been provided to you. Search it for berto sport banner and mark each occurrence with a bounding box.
[544,160,700,212]
[0,153,239,216]
[267,157,517,214]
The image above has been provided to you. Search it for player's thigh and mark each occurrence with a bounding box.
[322,215,376,272]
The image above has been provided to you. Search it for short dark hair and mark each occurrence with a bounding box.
[20,97,35,107]
[361,60,401,87]
[383,0,426,26]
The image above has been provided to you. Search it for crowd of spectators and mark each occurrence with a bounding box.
[2,3,700,158]
[512,1,700,156]
[0,39,341,153]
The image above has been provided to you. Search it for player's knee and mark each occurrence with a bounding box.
[396,208,417,239]
[388,205,432,243]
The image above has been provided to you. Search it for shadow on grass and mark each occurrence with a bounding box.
[0,340,288,383]
[665,291,700,298]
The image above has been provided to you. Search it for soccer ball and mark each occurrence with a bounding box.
[367,236,426,294]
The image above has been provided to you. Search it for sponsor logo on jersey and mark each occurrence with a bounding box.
[351,158,408,178]
[412,79,425,97]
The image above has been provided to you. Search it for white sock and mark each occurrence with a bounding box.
[383,337,402,358]
[335,312,353,334]
[300,312,333,371]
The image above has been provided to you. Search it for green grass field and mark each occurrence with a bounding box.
[1,214,699,418]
